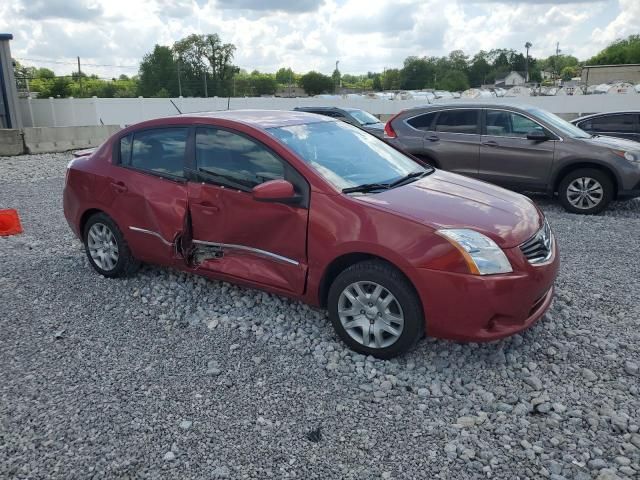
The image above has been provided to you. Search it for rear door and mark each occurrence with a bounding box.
[187,126,309,294]
[578,113,639,141]
[478,109,555,190]
[424,109,481,176]
[108,127,190,265]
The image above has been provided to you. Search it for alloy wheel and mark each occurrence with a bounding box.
[87,222,119,271]
[566,177,604,210]
[337,281,404,349]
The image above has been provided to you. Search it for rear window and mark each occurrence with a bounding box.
[406,112,437,131]
[128,128,189,178]
[434,110,479,134]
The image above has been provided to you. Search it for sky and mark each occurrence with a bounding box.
[1,0,638,79]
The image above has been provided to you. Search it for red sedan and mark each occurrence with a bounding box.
[63,110,559,358]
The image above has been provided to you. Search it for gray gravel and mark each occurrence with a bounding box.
[1,152,639,479]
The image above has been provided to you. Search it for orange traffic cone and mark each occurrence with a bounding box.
[0,209,23,236]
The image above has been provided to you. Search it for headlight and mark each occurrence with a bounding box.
[437,229,513,275]
[613,150,640,163]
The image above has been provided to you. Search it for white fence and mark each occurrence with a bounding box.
[17,94,640,128]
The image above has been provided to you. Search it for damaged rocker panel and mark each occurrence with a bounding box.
[192,239,300,266]
[129,226,174,246]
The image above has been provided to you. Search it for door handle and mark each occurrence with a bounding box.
[195,201,220,211]
[110,181,127,193]
[426,135,439,142]
[482,140,498,147]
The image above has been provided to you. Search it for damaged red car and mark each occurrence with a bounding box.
[63,110,559,358]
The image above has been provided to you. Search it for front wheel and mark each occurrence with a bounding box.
[327,260,424,359]
[558,168,613,214]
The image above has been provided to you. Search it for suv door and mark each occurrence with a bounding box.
[109,127,190,266]
[422,109,481,176]
[577,113,639,141]
[187,126,309,294]
[478,109,555,190]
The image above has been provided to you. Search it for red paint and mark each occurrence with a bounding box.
[63,110,559,342]
[0,209,23,236]
[252,179,296,201]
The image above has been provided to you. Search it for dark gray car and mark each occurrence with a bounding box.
[385,103,640,214]
[571,111,640,142]
[293,107,385,137]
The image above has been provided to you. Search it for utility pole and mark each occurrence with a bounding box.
[555,42,561,83]
[177,60,182,97]
[203,69,208,97]
[77,56,83,97]
[289,69,292,98]
[524,42,532,83]
[335,60,339,94]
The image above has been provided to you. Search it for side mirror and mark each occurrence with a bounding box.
[526,129,549,141]
[252,179,299,204]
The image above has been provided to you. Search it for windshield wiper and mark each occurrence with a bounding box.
[342,183,391,194]
[387,170,431,188]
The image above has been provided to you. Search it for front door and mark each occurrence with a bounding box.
[187,126,309,294]
[108,127,190,265]
[478,109,556,190]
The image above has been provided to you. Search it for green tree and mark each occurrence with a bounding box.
[299,71,333,95]
[588,35,640,65]
[400,56,434,89]
[331,68,341,92]
[437,70,469,91]
[138,45,179,97]
[275,67,294,85]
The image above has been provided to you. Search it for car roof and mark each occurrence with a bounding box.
[181,109,333,128]
[398,102,537,114]
[571,111,640,123]
[294,106,344,112]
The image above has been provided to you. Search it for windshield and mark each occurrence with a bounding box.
[525,107,592,139]
[268,121,426,191]
[348,109,382,126]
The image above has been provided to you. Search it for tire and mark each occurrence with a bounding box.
[327,260,424,359]
[83,212,140,278]
[558,168,613,214]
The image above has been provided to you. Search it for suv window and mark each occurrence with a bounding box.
[195,127,285,190]
[586,114,636,133]
[407,112,437,131]
[434,110,479,134]
[486,110,542,138]
[127,128,188,178]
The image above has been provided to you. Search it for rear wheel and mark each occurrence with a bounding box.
[328,260,424,359]
[558,168,613,214]
[83,212,140,278]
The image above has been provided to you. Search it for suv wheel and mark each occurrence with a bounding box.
[558,168,613,214]
[83,212,140,277]
[328,260,424,359]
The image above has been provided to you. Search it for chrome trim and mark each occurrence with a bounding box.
[192,240,299,266]
[520,218,554,265]
[129,226,174,246]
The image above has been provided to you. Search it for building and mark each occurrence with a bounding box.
[581,64,640,87]
[495,71,526,88]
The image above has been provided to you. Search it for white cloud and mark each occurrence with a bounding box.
[0,0,631,78]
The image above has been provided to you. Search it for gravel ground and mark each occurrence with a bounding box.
[1,152,639,480]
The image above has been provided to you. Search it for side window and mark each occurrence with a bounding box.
[486,111,542,138]
[195,127,285,190]
[407,112,437,131]
[578,120,592,131]
[129,128,188,177]
[434,110,479,134]
[590,114,635,133]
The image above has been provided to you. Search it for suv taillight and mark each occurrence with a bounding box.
[384,111,404,138]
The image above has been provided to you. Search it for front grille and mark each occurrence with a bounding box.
[520,218,553,265]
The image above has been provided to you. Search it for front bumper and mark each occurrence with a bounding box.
[413,237,559,342]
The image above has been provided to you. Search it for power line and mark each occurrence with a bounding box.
[14,57,139,69]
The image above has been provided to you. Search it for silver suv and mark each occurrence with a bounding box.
[384,103,640,214]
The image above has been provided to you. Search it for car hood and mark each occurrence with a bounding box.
[355,170,542,248]
[582,135,640,151]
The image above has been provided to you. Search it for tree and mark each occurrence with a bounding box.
[138,45,179,97]
[400,56,434,89]
[437,70,469,91]
[299,71,333,95]
[588,34,640,65]
[275,67,294,85]
[468,52,491,86]
[332,68,341,93]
